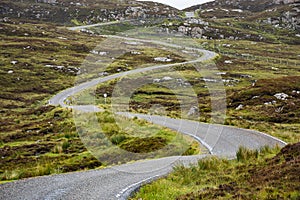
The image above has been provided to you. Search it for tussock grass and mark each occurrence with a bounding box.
[131,144,300,200]
[236,146,259,162]
[73,111,202,165]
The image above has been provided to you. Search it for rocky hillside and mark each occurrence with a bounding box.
[185,0,298,12]
[157,0,299,43]
[184,0,300,31]
[0,0,178,25]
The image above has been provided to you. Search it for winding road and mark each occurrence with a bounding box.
[67,20,128,31]
[0,23,287,200]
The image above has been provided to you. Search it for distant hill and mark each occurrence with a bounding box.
[183,0,300,31]
[0,0,178,25]
[184,0,298,12]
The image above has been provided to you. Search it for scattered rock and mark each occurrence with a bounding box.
[161,76,173,81]
[274,93,289,100]
[188,106,199,117]
[80,28,95,34]
[153,78,161,83]
[90,50,108,56]
[236,104,244,110]
[131,51,141,55]
[202,78,218,83]
[57,36,68,40]
[154,57,173,62]
[240,74,252,78]
[251,80,257,87]
[99,72,109,76]
[224,60,233,64]
[252,96,260,99]
[222,44,232,47]
[57,66,64,69]
[99,52,108,56]
[264,100,277,105]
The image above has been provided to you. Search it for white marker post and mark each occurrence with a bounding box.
[104,93,107,104]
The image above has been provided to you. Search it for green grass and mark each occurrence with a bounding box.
[73,111,202,165]
[0,20,104,182]
[90,22,137,35]
[0,106,102,182]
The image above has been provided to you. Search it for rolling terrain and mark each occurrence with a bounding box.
[0,25,287,199]
[0,0,299,199]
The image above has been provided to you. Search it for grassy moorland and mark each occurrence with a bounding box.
[0,19,101,182]
[199,38,300,143]
[125,13,300,200]
[95,41,300,143]
[1,12,299,200]
[131,143,300,200]
[74,111,201,165]
[93,18,300,143]
[0,19,199,183]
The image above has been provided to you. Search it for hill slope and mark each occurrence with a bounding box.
[0,0,178,25]
[184,0,300,31]
[185,0,298,12]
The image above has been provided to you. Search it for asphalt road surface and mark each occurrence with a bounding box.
[67,20,127,31]
[0,112,286,200]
